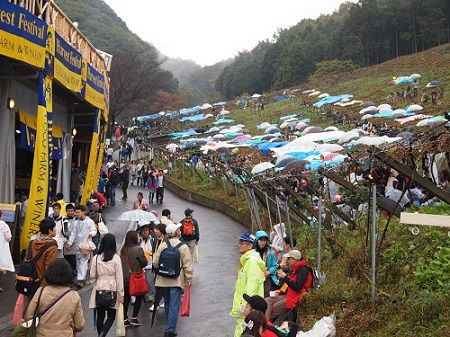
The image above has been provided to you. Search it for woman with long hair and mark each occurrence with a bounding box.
[254,231,279,297]
[120,230,147,327]
[89,234,124,337]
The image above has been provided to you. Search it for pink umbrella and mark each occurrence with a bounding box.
[235,135,251,143]
[295,122,308,131]
[323,153,341,161]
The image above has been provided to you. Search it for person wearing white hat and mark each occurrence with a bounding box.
[265,250,313,322]
[153,223,193,337]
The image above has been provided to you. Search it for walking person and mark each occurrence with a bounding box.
[108,168,120,206]
[24,259,85,337]
[0,211,14,291]
[89,202,103,256]
[133,192,150,211]
[121,166,130,200]
[89,234,124,337]
[120,231,147,327]
[180,208,199,261]
[130,160,137,186]
[51,202,68,258]
[155,169,165,204]
[160,209,174,226]
[139,223,156,302]
[153,223,193,337]
[64,204,77,277]
[230,233,265,337]
[254,230,279,297]
[66,205,97,288]
[148,169,157,204]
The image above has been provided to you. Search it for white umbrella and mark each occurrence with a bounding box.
[318,93,329,98]
[338,131,360,144]
[324,126,339,131]
[251,162,275,175]
[165,143,179,150]
[219,110,230,115]
[309,91,321,97]
[407,104,423,112]
[118,209,159,223]
[410,73,421,80]
[316,143,343,153]
[377,104,392,110]
[359,106,378,115]
[252,93,262,98]
[201,103,213,110]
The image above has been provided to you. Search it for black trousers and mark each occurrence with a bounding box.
[156,187,164,202]
[64,254,77,276]
[123,285,143,319]
[122,183,128,199]
[96,306,116,336]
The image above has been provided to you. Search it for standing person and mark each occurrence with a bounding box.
[148,169,157,204]
[139,223,156,302]
[130,160,137,186]
[64,204,77,276]
[230,233,265,337]
[70,169,83,203]
[24,259,85,337]
[121,166,130,200]
[153,223,193,337]
[136,161,143,187]
[120,231,147,327]
[106,146,114,161]
[0,211,14,290]
[108,168,120,206]
[160,209,173,226]
[254,231,279,297]
[142,162,149,188]
[264,250,312,322]
[127,144,133,162]
[98,173,109,196]
[89,234,124,337]
[26,218,59,290]
[66,205,97,288]
[156,169,165,204]
[89,202,102,256]
[54,193,67,216]
[51,202,68,258]
[152,223,166,255]
[180,208,199,261]
[133,192,150,211]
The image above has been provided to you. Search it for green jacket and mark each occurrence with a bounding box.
[230,249,266,318]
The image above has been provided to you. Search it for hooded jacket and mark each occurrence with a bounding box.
[283,259,312,309]
[255,231,279,286]
[28,236,58,287]
[230,249,265,318]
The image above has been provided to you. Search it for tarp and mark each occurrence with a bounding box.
[255,141,288,155]
[314,94,353,108]
[213,118,234,125]
[170,129,199,139]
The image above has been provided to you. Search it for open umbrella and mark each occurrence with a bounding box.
[118,209,158,223]
[275,157,297,168]
[284,159,308,171]
[295,122,308,131]
[410,73,421,80]
[425,80,443,88]
[360,101,375,107]
[252,93,262,98]
[324,126,339,132]
[219,110,230,115]
[251,162,275,175]
[201,103,213,110]
[406,104,423,112]
[338,131,360,144]
[302,126,322,135]
[377,104,392,110]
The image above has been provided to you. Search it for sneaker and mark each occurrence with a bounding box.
[124,319,131,327]
[130,317,141,326]
[131,296,136,304]
[164,332,177,337]
[159,302,165,308]
[149,304,158,311]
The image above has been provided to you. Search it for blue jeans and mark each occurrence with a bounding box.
[110,186,116,205]
[162,287,182,334]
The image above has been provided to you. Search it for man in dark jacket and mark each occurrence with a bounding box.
[180,208,199,261]
[121,166,130,200]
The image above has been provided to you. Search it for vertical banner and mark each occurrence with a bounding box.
[45,76,54,198]
[81,110,100,204]
[95,124,106,184]
[21,72,50,249]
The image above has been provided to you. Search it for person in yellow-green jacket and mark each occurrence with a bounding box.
[230,232,266,337]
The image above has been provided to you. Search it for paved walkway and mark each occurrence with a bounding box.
[1,185,244,337]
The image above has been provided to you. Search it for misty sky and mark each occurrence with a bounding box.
[105,0,356,66]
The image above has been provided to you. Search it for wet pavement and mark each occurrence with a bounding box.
[1,185,244,337]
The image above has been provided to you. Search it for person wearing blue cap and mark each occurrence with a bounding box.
[230,232,266,337]
[255,230,279,297]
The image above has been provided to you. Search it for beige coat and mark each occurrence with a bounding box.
[153,237,193,289]
[25,286,85,337]
[89,253,124,309]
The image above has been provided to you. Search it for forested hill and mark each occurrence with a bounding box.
[56,0,180,120]
[162,58,232,105]
[216,0,450,99]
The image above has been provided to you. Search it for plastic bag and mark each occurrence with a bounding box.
[296,314,336,337]
[116,304,125,336]
[98,215,109,235]
[193,244,199,263]
[12,294,25,325]
[181,285,190,317]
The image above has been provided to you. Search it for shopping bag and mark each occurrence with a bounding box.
[97,215,109,236]
[12,294,25,325]
[116,304,125,337]
[181,285,190,317]
[129,272,148,296]
[193,244,199,264]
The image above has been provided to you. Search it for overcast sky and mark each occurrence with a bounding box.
[105,0,356,66]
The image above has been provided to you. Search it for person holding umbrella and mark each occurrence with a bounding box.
[152,223,193,337]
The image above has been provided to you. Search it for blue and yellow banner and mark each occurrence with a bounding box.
[53,33,83,93]
[84,63,106,110]
[18,111,63,160]
[81,110,100,204]
[0,1,47,68]
[21,71,50,249]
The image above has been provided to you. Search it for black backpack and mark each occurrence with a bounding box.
[15,241,57,296]
[157,239,184,279]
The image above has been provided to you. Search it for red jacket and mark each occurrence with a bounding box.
[285,259,312,309]
[261,321,279,337]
